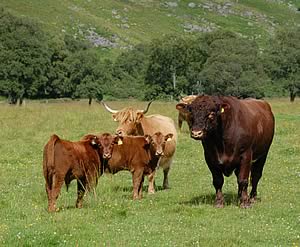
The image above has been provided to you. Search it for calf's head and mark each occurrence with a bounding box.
[176,96,228,140]
[145,132,173,157]
[97,133,123,160]
[101,101,153,136]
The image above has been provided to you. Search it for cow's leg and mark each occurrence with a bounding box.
[250,154,267,203]
[238,151,252,208]
[138,175,145,199]
[48,175,64,212]
[178,116,183,131]
[163,166,170,189]
[132,169,144,200]
[76,179,86,208]
[147,170,156,194]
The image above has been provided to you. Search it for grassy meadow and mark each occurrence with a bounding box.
[0,98,299,246]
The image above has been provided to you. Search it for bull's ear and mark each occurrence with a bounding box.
[220,103,230,114]
[176,103,189,113]
[144,135,152,145]
[165,133,173,142]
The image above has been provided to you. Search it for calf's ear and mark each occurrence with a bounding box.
[90,136,100,147]
[144,135,152,145]
[165,133,173,142]
[114,136,124,145]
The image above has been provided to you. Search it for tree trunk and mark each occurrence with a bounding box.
[88,97,92,105]
[19,97,24,106]
[290,90,296,102]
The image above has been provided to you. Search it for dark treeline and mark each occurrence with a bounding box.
[0,9,299,104]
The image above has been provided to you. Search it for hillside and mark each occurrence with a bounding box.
[1,0,300,53]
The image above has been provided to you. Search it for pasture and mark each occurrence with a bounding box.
[0,98,299,246]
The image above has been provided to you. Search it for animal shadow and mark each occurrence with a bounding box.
[112,185,165,194]
[182,192,240,207]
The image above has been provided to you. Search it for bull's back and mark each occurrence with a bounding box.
[237,98,275,155]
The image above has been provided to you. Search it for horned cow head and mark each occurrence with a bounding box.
[101,101,153,136]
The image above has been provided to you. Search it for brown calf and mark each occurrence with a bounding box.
[105,132,173,199]
[43,133,118,212]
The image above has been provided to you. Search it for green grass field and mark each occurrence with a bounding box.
[0,98,299,246]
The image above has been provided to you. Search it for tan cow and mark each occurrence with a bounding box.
[176,95,197,131]
[101,101,177,193]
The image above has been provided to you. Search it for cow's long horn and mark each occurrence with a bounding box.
[101,101,119,114]
[142,100,153,114]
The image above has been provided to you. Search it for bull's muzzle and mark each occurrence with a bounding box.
[191,130,204,140]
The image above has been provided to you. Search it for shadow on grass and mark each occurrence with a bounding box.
[112,185,166,193]
[182,192,240,207]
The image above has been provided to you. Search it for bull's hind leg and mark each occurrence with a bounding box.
[250,154,267,203]
[76,179,87,208]
[48,175,64,212]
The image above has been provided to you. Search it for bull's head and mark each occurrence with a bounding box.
[145,132,173,157]
[176,96,229,140]
[101,101,153,136]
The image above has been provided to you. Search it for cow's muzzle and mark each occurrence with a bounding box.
[155,151,164,156]
[103,153,112,159]
[191,130,204,140]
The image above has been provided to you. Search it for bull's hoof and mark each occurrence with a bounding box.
[76,203,83,209]
[214,200,224,208]
[163,184,170,190]
[250,196,257,204]
[240,201,251,209]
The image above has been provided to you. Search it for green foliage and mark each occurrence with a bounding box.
[0,9,51,104]
[263,27,300,101]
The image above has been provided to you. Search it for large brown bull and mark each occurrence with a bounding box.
[176,95,275,208]
[177,95,197,131]
[43,133,118,212]
[105,132,174,199]
[101,101,177,193]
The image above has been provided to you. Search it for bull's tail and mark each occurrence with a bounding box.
[43,134,60,190]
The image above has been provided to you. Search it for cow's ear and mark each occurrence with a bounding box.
[144,135,152,145]
[90,136,100,147]
[165,133,173,142]
[115,136,123,145]
[136,112,144,123]
[112,113,118,122]
[220,103,230,114]
[176,103,189,113]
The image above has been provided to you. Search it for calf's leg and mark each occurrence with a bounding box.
[147,170,156,194]
[76,179,86,208]
[48,175,64,212]
[132,169,144,200]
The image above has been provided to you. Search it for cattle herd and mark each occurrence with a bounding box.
[43,95,275,212]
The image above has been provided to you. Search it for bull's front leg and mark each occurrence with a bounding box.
[238,151,252,208]
[208,165,224,208]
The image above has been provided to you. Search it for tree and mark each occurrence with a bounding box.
[263,27,300,101]
[198,31,266,98]
[0,9,51,104]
